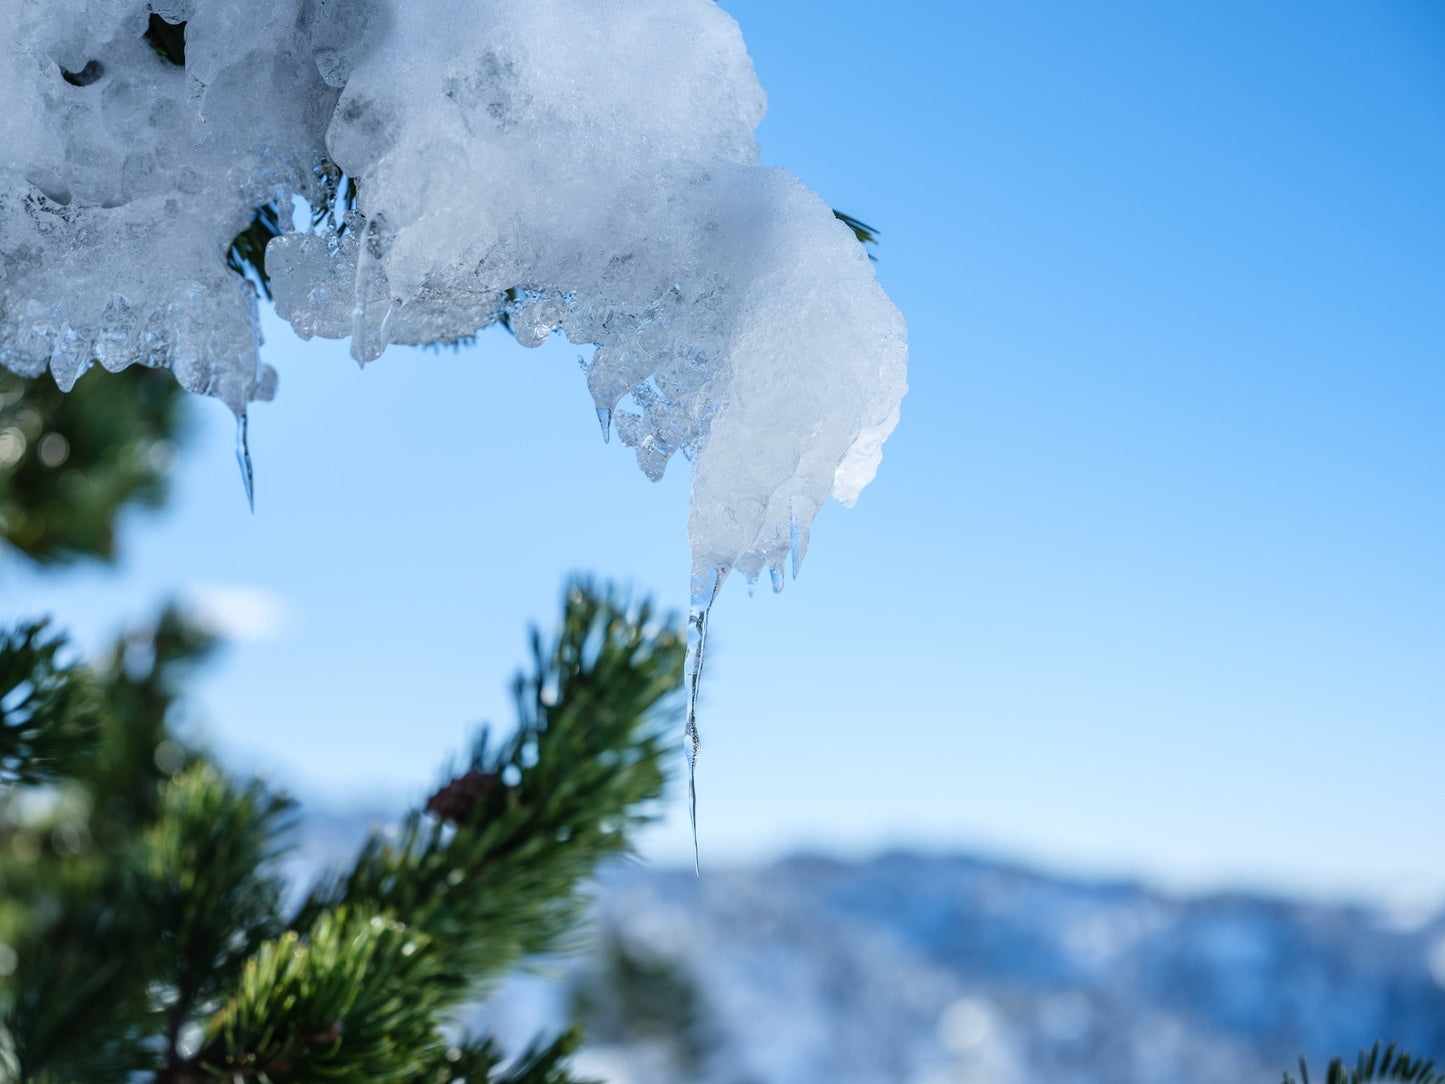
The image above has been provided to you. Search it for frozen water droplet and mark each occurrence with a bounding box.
[596,406,611,443]
[684,562,727,876]
[769,561,786,594]
[235,412,254,513]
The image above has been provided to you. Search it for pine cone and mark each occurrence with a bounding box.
[425,770,499,823]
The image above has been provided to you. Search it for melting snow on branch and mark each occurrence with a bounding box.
[2,0,909,860]
[0,0,906,587]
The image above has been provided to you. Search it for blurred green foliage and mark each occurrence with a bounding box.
[0,366,184,567]
[0,583,682,1083]
[569,932,712,1076]
[1285,1043,1442,1084]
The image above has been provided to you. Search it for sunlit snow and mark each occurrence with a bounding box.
[1,0,906,583]
[0,0,908,845]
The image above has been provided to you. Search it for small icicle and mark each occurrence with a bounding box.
[684,562,726,876]
[350,213,393,366]
[596,406,612,443]
[235,412,254,513]
[789,499,810,580]
[769,560,786,594]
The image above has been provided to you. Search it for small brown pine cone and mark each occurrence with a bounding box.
[425,769,499,823]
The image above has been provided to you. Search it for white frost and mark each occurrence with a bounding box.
[0,0,907,584]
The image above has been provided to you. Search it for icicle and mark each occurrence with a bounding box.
[684,562,726,875]
[350,213,393,366]
[596,406,612,443]
[789,498,810,579]
[769,559,786,594]
[235,411,254,513]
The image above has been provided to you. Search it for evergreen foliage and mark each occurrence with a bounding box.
[1285,1044,1443,1084]
[0,582,683,1083]
[0,623,97,786]
[0,366,184,566]
[223,180,877,303]
[569,932,710,1075]
[143,13,187,69]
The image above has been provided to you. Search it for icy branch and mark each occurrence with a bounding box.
[0,0,907,584]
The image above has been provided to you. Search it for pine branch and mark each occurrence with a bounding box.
[81,606,216,841]
[143,764,296,1080]
[2,607,221,1083]
[408,1036,508,1084]
[293,580,683,997]
[406,1027,599,1084]
[225,203,287,301]
[1286,1043,1444,1084]
[195,907,447,1083]
[5,588,683,1082]
[0,366,185,566]
[569,931,708,1073]
[143,14,186,69]
[492,1027,599,1084]
[0,622,97,786]
[228,167,876,308]
[833,209,879,248]
[2,851,160,1081]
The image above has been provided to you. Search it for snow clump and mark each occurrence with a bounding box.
[0,0,907,588]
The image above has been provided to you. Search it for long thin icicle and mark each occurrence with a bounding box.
[684,563,727,875]
[235,412,254,513]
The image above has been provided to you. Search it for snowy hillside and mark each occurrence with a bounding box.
[291,819,1445,1084]
[558,855,1445,1084]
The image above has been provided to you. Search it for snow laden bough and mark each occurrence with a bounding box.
[0,0,908,856]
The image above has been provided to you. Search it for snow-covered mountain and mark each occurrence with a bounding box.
[560,854,1445,1084]
[291,818,1445,1084]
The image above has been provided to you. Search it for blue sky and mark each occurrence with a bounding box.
[5,1,1443,906]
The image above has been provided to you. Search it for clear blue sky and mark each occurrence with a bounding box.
[5,1,1442,907]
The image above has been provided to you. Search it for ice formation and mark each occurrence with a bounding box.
[0,0,908,849]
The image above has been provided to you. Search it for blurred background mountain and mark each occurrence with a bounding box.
[288,811,1445,1084]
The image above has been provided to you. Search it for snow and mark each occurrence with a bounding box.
[0,0,907,587]
[557,855,1445,1084]
[283,813,1445,1084]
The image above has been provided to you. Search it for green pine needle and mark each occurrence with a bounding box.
[0,622,98,786]
[143,15,186,69]
[1286,1043,1444,1084]
[833,209,880,247]
[0,366,185,566]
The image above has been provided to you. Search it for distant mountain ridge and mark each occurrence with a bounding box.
[290,815,1445,1084]
[546,853,1442,1084]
